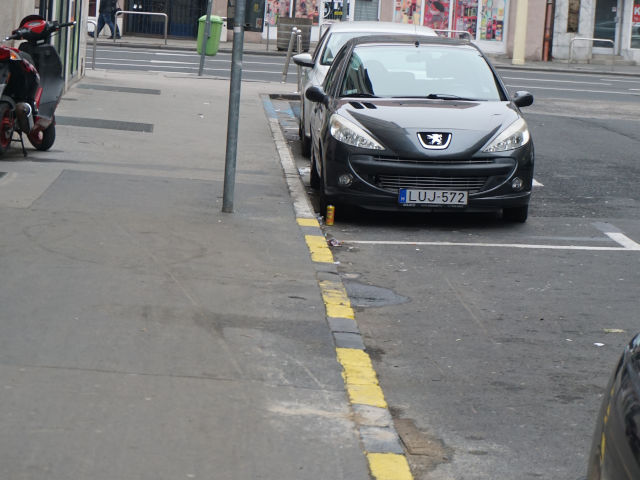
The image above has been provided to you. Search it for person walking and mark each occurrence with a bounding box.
[90,0,121,39]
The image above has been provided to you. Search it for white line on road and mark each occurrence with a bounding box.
[505,84,640,95]
[340,240,638,251]
[501,76,613,85]
[533,179,544,187]
[604,232,640,250]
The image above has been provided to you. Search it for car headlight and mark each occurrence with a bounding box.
[329,114,384,150]
[483,117,530,153]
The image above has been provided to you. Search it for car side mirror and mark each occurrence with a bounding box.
[293,53,314,68]
[513,91,534,108]
[306,85,328,105]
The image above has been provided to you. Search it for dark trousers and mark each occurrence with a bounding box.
[96,11,120,37]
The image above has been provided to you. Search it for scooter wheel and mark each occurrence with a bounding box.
[28,122,56,151]
[0,104,14,156]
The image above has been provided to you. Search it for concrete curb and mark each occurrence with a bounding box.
[263,93,414,480]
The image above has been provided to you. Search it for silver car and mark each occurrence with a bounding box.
[293,21,437,156]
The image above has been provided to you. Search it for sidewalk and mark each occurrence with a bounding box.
[0,70,372,479]
[89,33,640,76]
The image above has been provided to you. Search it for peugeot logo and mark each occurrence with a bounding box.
[418,132,452,150]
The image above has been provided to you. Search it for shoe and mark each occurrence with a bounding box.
[108,35,121,39]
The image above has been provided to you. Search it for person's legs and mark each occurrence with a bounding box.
[91,13,106,37]
[102,12,116,38]
[111,13,121,38]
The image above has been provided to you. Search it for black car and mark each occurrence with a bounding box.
[586,333,640,480]
[306,35,535,222]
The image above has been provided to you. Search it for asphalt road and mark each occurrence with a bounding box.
[86,45,299,83]
[272,70,640,479]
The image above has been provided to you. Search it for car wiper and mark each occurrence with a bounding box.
[425,93,478,101]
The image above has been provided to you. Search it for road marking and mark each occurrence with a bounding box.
[367,453,413,480]
[592,222,640,250]
[297,218,319,227]
[336,348,387,408]
[501,76,613,85]
[341,240,638,251]
[319,280,355,319]
[533,178,543,187]
[505,84,640,96]
[305,235,334,263]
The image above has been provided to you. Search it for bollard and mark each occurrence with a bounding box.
[296,30,303,93]
[281,27,299,83]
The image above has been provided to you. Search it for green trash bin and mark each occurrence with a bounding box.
[197,15,223,56]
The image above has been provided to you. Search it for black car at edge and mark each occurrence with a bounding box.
[306,35,535,222]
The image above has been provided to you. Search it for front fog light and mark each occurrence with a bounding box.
[338,174,354,187]
[511,177,524,191]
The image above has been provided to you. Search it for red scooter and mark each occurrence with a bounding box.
[0,15,75,156]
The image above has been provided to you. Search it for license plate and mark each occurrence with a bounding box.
[398,189,468,206]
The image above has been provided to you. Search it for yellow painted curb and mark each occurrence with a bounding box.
[337,348,387,408]
[319,280,354,319]
[367,453,413,480]
[297,218,320,227]
[305,235,334,263]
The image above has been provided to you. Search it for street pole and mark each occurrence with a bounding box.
[222,0,246,213]
[198,0,214,76]
[512,0,529,65]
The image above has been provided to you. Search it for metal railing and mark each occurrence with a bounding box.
[281,27,301,83]
[568,37,615,69]
[433,29,472,40]
[114,11,168,45]
[87,19,97,69]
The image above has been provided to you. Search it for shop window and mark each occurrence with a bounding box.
[632,0,640,48]
[394,0,421,24]
[424,0,450,29]
[452,0,478,37]
[567,0,580,33]
[479,0,504,41]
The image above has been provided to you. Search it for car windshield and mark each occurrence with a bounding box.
[339,44,504,101]
[321,32,364,66]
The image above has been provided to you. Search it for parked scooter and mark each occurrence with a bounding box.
[0,15,75,156]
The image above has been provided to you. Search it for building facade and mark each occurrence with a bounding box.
[553,0,640,62]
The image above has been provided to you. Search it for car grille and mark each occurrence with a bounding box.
[375,156,494,164]
[375,175,488,193]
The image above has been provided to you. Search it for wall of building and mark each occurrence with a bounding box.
[0,0,36,41]
[553,0,640,63]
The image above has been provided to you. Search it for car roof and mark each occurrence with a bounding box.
[343,34,474,49]
[326,21,437,36]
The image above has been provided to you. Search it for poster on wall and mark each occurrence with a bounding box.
[633,0,640,48]
[479,0,504,41]
[452,0,478,36]
[394,0,420,24]
[423,0,449,29]
[266,0,290,26]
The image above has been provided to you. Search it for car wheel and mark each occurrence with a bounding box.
[299,108,311,158]
[503,205,528,223]
[309,143,320,189]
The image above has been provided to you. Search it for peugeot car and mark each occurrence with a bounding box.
[586,333,640,480]
[305,35,535,222]
[292,21,437,156]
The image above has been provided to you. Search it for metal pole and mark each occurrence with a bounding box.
[296,30,302,93]
[199,0,214,76]
[281,27,298,83]
[222,0,246,213]
[88,19,98,69]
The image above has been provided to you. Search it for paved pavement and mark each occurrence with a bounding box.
[0,69,380,479]
[88,33,640,76]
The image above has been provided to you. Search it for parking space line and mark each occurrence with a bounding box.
[342,240,638,251]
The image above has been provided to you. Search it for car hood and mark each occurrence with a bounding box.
[338,99,522,158]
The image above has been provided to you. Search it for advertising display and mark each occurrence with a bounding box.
[479,0,504,41]
[423,0,449,29]
[394,0,421,24]
[265,0,319,25]
[633,0,640,48]
[452,0,478,37]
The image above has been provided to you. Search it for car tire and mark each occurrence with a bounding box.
[309,144,320,189]
[299,111,311,158]
[503,205,528,223]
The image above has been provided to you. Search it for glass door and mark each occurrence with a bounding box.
[593,0,620,52]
